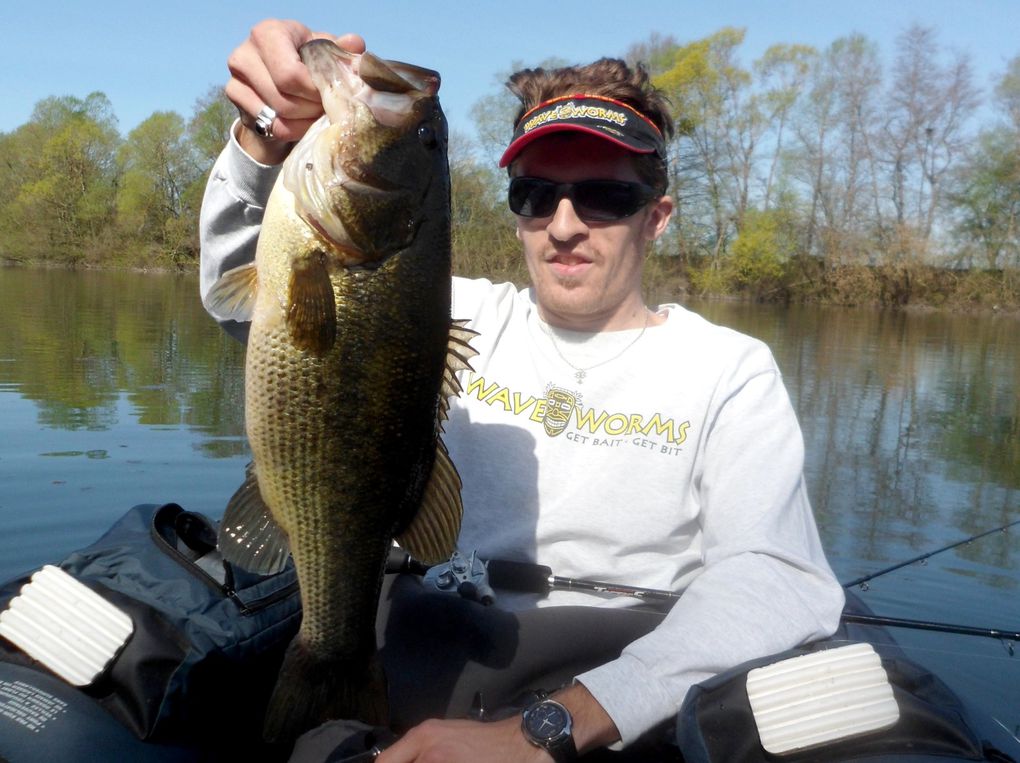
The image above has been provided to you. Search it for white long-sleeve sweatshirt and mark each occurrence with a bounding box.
[198,128,845,746]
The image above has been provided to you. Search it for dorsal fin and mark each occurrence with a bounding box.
[439,319,479,429]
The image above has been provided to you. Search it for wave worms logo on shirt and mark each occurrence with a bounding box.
[542,384,580,437]
[464,376,690,447]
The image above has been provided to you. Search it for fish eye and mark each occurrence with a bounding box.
[417,123,438,149]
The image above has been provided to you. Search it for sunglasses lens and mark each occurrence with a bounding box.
[509,178,657,221]
[508,178,557,217]
[573,181,651,221]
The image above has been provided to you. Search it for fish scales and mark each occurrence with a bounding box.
[245,255,451,651]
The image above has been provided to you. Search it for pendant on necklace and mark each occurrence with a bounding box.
[575,369,586,384]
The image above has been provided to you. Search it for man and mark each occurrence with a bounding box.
[200,19,844,761]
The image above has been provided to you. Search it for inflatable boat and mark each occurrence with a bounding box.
[0,504,1017,762]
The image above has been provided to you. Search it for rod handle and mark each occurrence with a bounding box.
[485,559,553,594]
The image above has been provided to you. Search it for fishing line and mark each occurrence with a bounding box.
[842,517,1020,589]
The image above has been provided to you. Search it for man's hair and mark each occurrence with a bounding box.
[506,58,674,191]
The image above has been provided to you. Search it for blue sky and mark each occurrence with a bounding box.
[3,0,1018,143]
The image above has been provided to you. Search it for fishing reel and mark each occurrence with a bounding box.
[422,550,496,606]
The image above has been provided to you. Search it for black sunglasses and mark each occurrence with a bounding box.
[508,177,661,221]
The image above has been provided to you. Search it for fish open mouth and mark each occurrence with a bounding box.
[300,40,439,129]
[281,41,443,263]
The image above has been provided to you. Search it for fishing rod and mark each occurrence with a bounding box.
[489,561,1020,643]
[389,549,681,606]
[841,612,1020,643]
[485,557,681,603]
[843,517,1020,589]
[388,549,1019,643]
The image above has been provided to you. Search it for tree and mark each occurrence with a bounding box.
[625,33,681,77]
[830,35,885,250]
[994,54,1020,132]
[0,126,40,260]
[949,56,1020,270]
[3,93,120,261]
[793,35,885,263]
[950,128,1020,269]
[729,206,799,296]
[449,131,522,283]
[117,111,202,263]
[881,25,980,245]
[188,86,236,167]
[755,43,817,211]
[655,28,753,259]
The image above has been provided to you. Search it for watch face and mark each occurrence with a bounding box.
[525,701,569,741]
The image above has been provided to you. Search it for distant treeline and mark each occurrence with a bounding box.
[2,25,1018,310]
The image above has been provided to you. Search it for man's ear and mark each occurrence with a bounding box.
[644,196,674,241]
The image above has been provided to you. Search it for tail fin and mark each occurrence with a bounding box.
[262,636,389,742]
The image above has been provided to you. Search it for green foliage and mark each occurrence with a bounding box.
[949,128,1020,271]
[686,258,733,296]
[653,28,758,257]
[994,54,1020,131]
[116,111,203,264]
[449,147,525,284]
[654,26,749,136]
[0,94,120,262]
[730,208,797,291]
[686,207,797,298]
[188,86,235,165]
[0,88,226,268]
[641,251,687,305]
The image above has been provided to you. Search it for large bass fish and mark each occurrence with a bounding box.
[207,39,475,741]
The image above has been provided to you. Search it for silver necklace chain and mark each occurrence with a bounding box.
[543,310,650,384]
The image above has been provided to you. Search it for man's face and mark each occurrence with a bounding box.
[512,133,673,332]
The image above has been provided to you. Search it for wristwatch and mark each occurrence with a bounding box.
[521,698,578,762]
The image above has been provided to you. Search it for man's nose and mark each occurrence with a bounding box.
[547,196,589,241]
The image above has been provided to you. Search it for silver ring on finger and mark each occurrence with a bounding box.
[253,104,277,139]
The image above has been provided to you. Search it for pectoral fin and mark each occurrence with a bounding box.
[287,253,337,354]
[217,463,291,575]
[206,262,259,322]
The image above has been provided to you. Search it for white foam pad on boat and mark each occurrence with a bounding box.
[746,642,900,755]
[0,565,133,686]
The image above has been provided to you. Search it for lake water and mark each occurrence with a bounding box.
[1,266,1018,736]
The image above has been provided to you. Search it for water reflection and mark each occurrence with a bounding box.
[689,300,1019,588]
[0,267,246,452]
[0,268,250,577]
